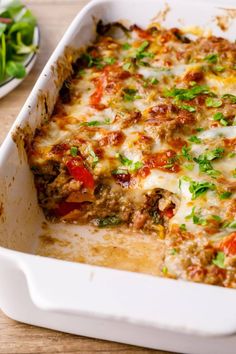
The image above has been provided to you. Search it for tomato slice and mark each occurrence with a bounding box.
[66,158,94,189]
[163,207,174,219]
[219,232,236,256]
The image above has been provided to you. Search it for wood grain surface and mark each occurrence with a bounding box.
[0,1,173,353]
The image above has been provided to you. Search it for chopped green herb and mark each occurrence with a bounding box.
[83,54,104,69]
[184,163,194,171]
[204,148,225,160]
[70,146,78,157]
[164,85,214,101]
[122,42,131,50]
[81,119,110,126]
[104,57,116,65]
[181,146,192,161]
[222,94,236,104]
[205,97,222,108]
[179,104,196,112]
[117,153,143,172]
[232,169,236,178]
[212,252,225,269]
[219,192,232,200]
[213,112,228,126]
[213,65,225,72]
[97,215,122,227]
[150,77,159,85]
[228,221,236,228]
[123,62,132,71]
[170,248,178,255]
[228,152,236,158]
[89,149,99,167]
[137,40,149,52]
[194,148,224,178]
[123,88,140,101]
[211,215,222,221]
[188,135,201,144]
[135,40,154,61]
[186,207,207,226]
[204,53,218,64]
[189,180,215,200]
[196,127,204,132]
[162,266,168,275]
[180,224,187,231]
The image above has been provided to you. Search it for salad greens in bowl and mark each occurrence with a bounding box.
[0,0,39,98]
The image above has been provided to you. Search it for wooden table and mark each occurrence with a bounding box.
[0,1,172,353]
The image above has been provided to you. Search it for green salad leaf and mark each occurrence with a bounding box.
[0,0,37,82]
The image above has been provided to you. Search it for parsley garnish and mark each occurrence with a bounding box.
[162,266,168,275]
[213,65,225,72]
[123,62,132,71]
[188,135,201,144]
[70,146,78,157]
[212,252,225,269]
[122,88,141,101]
[205,97,222,108]
[194,148,224,178]
[189,180,215,200]
[185,207,207,225]
[82,54,104,69]
[164,85,213,101]
[211,215,221,221]
[180,224,187,231]
[219,192,232,199]
[81,118,110,126]
[135,40,154,60]
[179,104,196,112]
[117,153,143,172]
[181,146,192,161]
[122,43,131,50]
[150,77,159,85]
[89,149,99,167]
[184,163,194,171]
[213,112,228,126]
[222,94,236,104]
[104,57,116,65]
[97,215,122,227]
[204,53,218,63]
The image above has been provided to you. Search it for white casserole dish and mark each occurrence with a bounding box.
[0,0,236,352]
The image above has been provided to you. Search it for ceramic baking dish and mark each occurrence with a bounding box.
[0,0,236,352]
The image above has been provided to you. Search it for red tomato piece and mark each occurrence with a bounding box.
[219,232,236,256]
[163,207,174,219]
[66,158,94,189]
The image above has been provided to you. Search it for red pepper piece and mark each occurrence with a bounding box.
[219,232,236,256]
[66,158,94,189]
